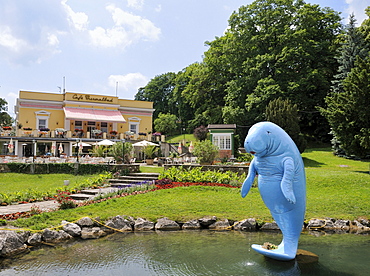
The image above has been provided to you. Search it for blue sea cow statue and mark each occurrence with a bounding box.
[241,122,306,261]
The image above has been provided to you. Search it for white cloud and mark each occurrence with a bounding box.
[108,73,148,97]
[47,33,59,46]
[345,0,367,24]
[127,0,144,10]
[0,25,28,52]
[61,0,89,31]
[155,5,162,12]
[89,4,160,48]
[89,26,131,48]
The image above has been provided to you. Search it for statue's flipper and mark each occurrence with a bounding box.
[251,244,296,261]
[241,159,256,198]
[281,157,296,204]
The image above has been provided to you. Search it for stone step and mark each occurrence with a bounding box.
[70,187,120,200]
[70,193,95,200]
[109,179,155,184]
[117,176,159,181]
[110,182,151,188]
[128,173,160,177]
[80,187,119,195]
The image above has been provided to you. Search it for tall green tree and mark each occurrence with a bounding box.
[154,113,178,136]
[135,72,177,120]
[215,0,342,139]
[181,62,225,130]
[0,98,12,126]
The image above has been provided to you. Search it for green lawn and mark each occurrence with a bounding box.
[10,147,370,230]
[165,133,196,144]
[302,148,370,220]
[0,174,97,194]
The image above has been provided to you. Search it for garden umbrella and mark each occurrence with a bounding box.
[51,142,56,156]
[7,138,14,153]
[189,141,194,153]
[97,139,115,146]
[58,143,63,154]
[72,142,91,147]
[78,142,83,154]
[133,140,158,147]
[178,142,182,154]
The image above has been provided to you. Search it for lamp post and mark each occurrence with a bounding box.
[32,139,36,163]
[76,138,80,163]
[121,139,125,164]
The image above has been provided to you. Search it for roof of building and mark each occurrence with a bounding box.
[207,124,236,129]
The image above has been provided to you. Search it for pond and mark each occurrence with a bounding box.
[0,230,368,275]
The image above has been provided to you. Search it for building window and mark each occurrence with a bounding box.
[38,119,47,129]
[128,117,141,135]
[213,135,231,150]
[130,124,137,134]
[35,110,50,130]
[75,121,82,128]
[101,122,108,133]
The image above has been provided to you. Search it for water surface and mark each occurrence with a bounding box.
[0,231,368,275]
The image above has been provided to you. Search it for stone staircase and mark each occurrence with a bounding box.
[70,173,160,201]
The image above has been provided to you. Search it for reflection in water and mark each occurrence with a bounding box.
[0,231,368,275]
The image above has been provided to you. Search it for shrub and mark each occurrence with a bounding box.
[159,166,245,186]
[193,125,208,141]
[55,190,77,209]
[192,140,219,164]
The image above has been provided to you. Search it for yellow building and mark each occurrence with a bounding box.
[15,90,153,138]
[0,90,154,157]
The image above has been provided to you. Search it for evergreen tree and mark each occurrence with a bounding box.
[265,97,307,153]
[322,13,370,157]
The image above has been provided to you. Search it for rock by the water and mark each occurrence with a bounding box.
[199,216,217,227]
[42,229,72,243]
[234,218,257,231]
[295,249,319,264]
[134,218,155,231]
[105,215,132,232]
[209,219,231,230]
[155,217,180,230]
[182,219,201,230]
[62,221,82,237]
[261,221,280,231]
[80,227,107,239]
[0,231,28,257]
[76,217,94,227]
[334,219,350,229]
[27,233,42,245]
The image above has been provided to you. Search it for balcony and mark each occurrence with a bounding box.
[0,127,161,142]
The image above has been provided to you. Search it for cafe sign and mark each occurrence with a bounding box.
[66,93,116,104]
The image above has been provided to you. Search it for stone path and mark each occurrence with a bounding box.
[0,200,59,215]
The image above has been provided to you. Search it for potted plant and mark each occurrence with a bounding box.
[143,145,158,165]
[108,141,133,164]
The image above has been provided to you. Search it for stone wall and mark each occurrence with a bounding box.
[0,163,140,174]
[1,216,369,258]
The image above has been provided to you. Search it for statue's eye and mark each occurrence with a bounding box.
[267,131,271,134]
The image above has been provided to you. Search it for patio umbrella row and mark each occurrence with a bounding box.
[5,139,160,155]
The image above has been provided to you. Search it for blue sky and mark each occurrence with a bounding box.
[0,0,369,118]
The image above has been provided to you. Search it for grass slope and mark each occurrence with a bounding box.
[11,147,370,230]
